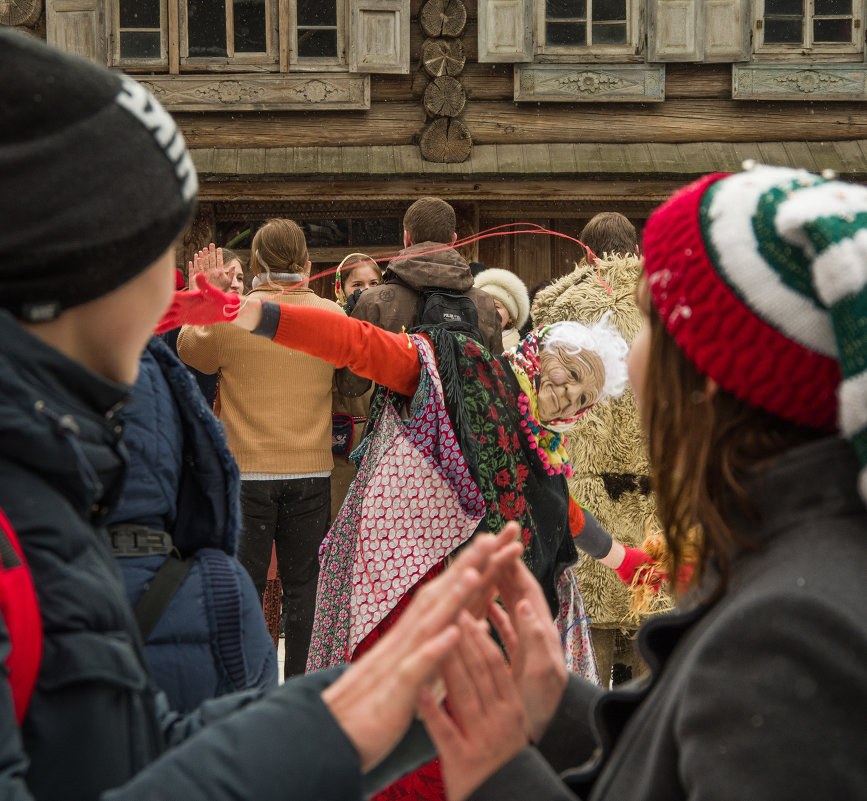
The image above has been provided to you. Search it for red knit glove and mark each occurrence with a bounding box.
[614,546,661,591]
[154,273,241,335]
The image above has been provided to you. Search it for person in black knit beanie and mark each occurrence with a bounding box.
[0,28,524,801]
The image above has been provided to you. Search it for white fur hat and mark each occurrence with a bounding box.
[474,268,530,329]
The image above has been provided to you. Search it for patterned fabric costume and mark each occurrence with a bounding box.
[306,327,597,801]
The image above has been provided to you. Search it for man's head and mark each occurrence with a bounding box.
[403,197,457,246]
[579,212,639,263]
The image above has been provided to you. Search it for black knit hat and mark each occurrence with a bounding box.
[0,30,198,321]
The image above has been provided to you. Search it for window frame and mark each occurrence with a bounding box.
[288,0,348,72]
[178,0,280,70]
[753,0,865,61]
[109,0,347,72]
[534,0,643,62]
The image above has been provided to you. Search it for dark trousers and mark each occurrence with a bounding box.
[237,477,331,679]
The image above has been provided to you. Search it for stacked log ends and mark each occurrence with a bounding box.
[420,0,467,38]
[1,0,41,26]
[419,117,472,163]
[423,76,466,117]
[421,37,466,79]
[418,0,471,163]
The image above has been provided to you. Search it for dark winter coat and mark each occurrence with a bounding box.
[336,242,503,396]
[467,436,867,801]
[105,337,277,712]
[0,312,363,801]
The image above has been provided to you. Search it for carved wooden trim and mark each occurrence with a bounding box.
[135,74,371,111]
[515,64,665,102]
[733,65,867,101]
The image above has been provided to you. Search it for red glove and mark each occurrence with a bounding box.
[615,546,661,591]
[154,273,241,335]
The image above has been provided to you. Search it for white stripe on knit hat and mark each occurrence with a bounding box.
[839,372,867,437]
[706,166,836,358]
[811,233,867,308]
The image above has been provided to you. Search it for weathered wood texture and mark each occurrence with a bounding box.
[371,63,732,103]
[175,100,867,148]
[423,75,467,115]
[422,37,466,77]
[193,177,686,203]
[1,0,41,25]
[419,117,473,161]
[192,142,867,183]
[420,0,467,37]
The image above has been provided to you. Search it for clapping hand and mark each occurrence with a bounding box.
[321,524,524,774]
[418,612,530,801]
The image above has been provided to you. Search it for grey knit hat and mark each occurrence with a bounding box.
[0,29,197,322]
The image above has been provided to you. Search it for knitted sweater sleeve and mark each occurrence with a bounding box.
[258,302,422,398]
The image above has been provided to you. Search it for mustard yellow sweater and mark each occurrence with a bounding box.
[178,285,343,474]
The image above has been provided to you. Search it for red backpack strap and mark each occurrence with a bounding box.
[0,507,42,723]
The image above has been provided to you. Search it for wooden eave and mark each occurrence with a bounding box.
[191,141,867,202]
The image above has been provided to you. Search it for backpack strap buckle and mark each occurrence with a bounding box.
[108,524,173,556]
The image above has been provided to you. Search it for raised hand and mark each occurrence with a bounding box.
[189,243,230,292]
[419,612,529,801]
[321,525,523,774]
[154,273,241,334]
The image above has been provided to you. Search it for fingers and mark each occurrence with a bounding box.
[417,684,462,754]
[496,557,550,623]
[487,602,520,669]
[395,624,461,691]
[459,612,515,705]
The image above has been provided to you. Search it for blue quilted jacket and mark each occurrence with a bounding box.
[105,337,277,711]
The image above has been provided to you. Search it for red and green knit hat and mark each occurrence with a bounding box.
[642,164,867,501]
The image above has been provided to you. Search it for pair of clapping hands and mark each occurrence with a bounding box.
[322,522,569,801]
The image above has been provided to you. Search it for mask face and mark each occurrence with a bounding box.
[537,344,605,422]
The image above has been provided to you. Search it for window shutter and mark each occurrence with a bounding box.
[702,0,749,62]
[348,0,410,74]
[477,0,532,63]
[647,0,699,61]
[46,0,107,64]
[649,0,749,62]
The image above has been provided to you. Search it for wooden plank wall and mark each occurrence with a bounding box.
[173,0,867,151]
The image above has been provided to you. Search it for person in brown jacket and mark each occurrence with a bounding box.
[178,218,342,679]
[336,197,503,396]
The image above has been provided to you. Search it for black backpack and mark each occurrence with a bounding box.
[391,277,484,343]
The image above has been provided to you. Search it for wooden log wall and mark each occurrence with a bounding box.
[171,0,867,151]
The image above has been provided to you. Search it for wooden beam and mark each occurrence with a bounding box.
[194,178,684,202]
[174,98,867,148]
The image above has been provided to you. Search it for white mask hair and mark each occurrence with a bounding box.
[539,314,629,404]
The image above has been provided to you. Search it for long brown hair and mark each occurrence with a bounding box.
[641,293,821,598]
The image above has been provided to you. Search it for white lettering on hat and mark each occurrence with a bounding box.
[114,76,198,202]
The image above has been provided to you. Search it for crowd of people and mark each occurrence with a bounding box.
[2,28,866,801]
